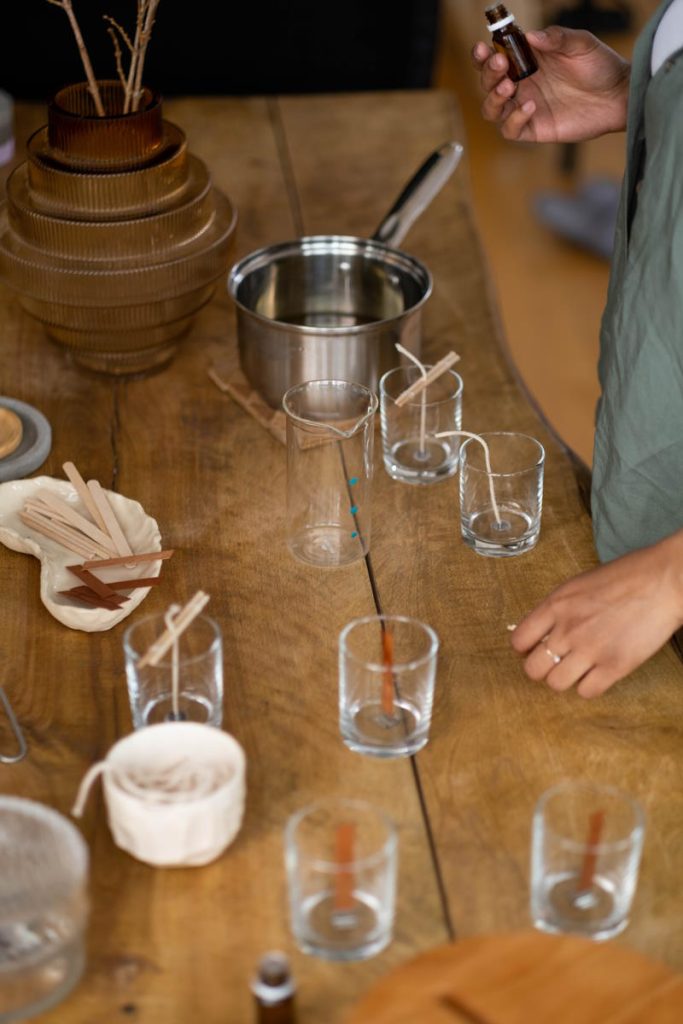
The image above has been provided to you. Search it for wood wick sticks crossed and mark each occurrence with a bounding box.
[20,461,174,609]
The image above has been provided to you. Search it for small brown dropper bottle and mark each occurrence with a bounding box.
[251,952,297,1024]
[485,4,538,82]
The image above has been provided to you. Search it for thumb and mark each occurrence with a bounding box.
[526,25,601,57]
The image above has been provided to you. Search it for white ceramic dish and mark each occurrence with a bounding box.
[0,476,162,631]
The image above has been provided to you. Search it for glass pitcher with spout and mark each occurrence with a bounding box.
[282,380,378,568]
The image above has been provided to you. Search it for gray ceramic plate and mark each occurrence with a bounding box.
[0,397,52,483]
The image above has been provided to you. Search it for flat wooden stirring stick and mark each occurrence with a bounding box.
[381,627,395,718]
[87,479,133,557]
[82,550,174,569]
[137,591,210,669]
[333,822,356,915]
[394,350,460,407]
[32,491,117,554]
[576,809,605,900]
[62,461,109,533]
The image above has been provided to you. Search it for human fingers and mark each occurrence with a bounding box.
[500,100,537,141]
[545,649,596,692]
[526,25,601,58]
[481,82,518,123]
[480,51,511,92]
[522,632,571,681]
[576,665,621,699]
[471,41,493,67]
[510,605,556,655]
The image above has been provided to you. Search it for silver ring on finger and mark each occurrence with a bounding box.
[543,645,562,666]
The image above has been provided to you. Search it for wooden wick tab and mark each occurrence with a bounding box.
[137,591,210,669]
[381,628,395,717]
[394,350,460,407]
[577,809,605,894]
[333,822,356,912]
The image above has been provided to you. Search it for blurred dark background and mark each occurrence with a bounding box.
[2,0,440,99]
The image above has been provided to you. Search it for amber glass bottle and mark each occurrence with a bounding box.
[485,4,538,82]
[251,952,296,1023]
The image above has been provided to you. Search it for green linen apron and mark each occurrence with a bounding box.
[592,0,683,561]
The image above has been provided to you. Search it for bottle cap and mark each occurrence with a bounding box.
[487,13,515,31]
[251,951,296,1006]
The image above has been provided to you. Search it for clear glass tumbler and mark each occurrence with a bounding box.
[339,615,439,757]
[123,612,223,728]
[459,431,545,556]
[284,797,397,960]
[380,365,463,484]
[282,379,377,568]
[0,797,89,1023]
[531,781,645,941]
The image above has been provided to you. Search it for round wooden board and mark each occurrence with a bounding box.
[0,407,22,459]
[344,931,683,1024]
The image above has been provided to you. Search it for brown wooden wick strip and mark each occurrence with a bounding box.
[67,564,119,600]
[58,588,125,610]
[82,550,174,569]
[106,577,161,591]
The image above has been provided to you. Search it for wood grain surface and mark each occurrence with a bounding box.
[0,90,682,1024]
[345,932,683,1023]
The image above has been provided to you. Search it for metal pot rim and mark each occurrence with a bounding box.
[227,234,433,335]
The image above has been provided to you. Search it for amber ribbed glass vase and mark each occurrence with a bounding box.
[0,82,237,374]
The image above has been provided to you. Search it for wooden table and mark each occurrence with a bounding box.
[1,90,683,1024]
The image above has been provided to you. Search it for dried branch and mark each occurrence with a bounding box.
[103,15,134,54]
[45,0,105,115]
[106,26,127,93]
[132,0,162,111]
[123,0,146,114]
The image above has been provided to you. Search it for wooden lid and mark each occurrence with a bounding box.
[344,932,683,1024]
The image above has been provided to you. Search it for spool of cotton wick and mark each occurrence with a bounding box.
[71,757,232,817]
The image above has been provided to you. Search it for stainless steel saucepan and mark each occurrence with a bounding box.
[227,142,463,408]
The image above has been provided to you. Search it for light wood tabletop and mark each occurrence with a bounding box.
[1,89,683,1023]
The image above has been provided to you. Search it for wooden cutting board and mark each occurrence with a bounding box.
[344,932,683,1024]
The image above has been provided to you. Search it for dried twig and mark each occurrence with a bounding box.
[106,26,127,93]
[132,0,162,111]
[45,0,105,115]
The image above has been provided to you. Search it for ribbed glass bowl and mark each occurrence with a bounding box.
[0,82,237,374]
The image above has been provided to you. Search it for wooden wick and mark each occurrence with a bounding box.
[381,627,395,718]
[62,461,109,534]
[19,510,107,560]
[333,822,356,913]
[164,603,183,720]
[82,550,174,569]
[435,430,502,525]
[577,809,605,895]
[87,480,133,557]
[32,492,117,554]
[137,591,210,669]
[394,348,461,407]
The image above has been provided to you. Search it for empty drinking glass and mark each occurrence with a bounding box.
[0,797,89,1023]
[285,798,397,960]
[282,379,377,568]
[339,615,439,757]
[123,612,223,728]
[531,781,645,941]
[380,365,463,484]
[459,431,545,556]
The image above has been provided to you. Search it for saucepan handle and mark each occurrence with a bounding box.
[372,141,464,249]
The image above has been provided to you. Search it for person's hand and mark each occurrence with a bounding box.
[471,26,630,142]
[510,532,683,698]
